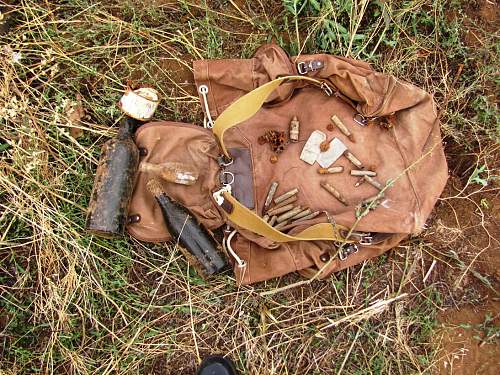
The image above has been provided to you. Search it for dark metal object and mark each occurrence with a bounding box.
[86,117,142,238]
[147,179,226,276]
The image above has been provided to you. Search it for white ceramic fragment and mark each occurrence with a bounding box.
[300,130,326,165]
[317,138,347,168]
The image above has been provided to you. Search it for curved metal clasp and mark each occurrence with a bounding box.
[198,84,214,129]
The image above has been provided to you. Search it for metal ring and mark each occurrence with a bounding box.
[222,171,235,186]
[198,85,208,94]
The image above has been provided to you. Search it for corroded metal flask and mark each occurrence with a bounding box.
[86,117,142,238]
[147,179,226,276]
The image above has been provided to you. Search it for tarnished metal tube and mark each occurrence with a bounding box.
[364,175,384,190]
[344,151,364,169]
[321,181,348,206]
[318,166,344,174]
[263,182,279,212]
[274,188,299,204]
[276,206,303,223]
[267,203,295,216]
[350,170,376,177]
[331,115,354,142]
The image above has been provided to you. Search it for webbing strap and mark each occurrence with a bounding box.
[213,75,350,243]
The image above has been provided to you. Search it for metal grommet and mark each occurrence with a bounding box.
[320,253,330,262]
[139,147,148,156]
[127,214,141,224]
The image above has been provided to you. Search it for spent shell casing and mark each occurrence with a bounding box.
[289,116,300,143]
[269,195,298,211]
[321,181,348,206]
[318,166,344,174]
[290,208,312,220]
[263,214,270,223]
[276,206,303,223]
[350,170,376,177]
[364,175,383,190]
[267,203,295,216]
[273,220,289,231]
[331,115,354,142]
[269,215,278,226]
[344,151,364,169]
[274,188,299,204]
[292,211,321,223]
[263,182,279,212]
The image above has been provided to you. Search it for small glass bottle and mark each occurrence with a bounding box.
[86,117,142,238]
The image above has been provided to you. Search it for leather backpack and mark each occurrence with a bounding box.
[126,44,448,285]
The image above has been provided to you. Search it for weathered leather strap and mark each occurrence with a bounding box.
[213,75,351,243]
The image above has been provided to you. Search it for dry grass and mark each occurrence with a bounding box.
[0,0,498,374]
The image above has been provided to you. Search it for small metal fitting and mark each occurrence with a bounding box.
[297,60,324,75]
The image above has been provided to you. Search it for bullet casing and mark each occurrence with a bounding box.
[269,215,278,226]
[269,195,298,211]
[289,116,300,143]
[364,175,384,190]
[273,221,289,230]
[292,211,321,223]
[276,206,303,223]
[321,182,348,206]
[274,188,299,204]
[318,166,344,174]
[263,182,279,212]
[263,214,270,223]
[290,208,311,220]
[267,203,295,216]
[331,115,354,142]
[350,170,376,177]
[344,151,364,169]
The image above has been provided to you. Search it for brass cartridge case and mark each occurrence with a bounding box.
[274,188,299,204]
[364,175,383,190]
[263,214,270,223]
[321,181,348,206]
[331,115,354,142]
[318,166,344,174]
[276,206,303,223]
[269,215,278,226]
[263,182,279,212]
[350,170,376,177]
[344,151,364,169]
[273,220,289,231]
[292,211,320,223]
[289,116,300,142]
[290,208,312,220]
[270,195,298,211]
[267,203,295,216]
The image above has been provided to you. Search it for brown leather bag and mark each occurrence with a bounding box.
[126,44,448,285]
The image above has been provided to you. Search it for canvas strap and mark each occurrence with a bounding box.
[213,75,352,243]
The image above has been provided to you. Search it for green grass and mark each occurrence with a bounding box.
[1,0,498,374]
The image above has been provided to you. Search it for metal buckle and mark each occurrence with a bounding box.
[219,171,235,185]
[359,234,373,246]
[320,82,333,96]
[297,60,324,75]
[339,244,359,261]
[353,113,368,126]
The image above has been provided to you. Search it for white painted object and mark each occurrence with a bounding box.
[118,87,160,121]
[317,138,347,168]
[300,130,326,165]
